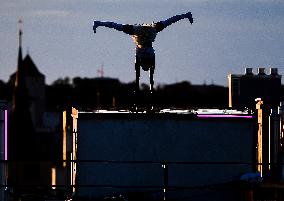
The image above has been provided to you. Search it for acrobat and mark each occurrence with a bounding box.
[93,12,193,95]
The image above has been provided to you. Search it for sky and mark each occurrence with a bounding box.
[0,0,283,86]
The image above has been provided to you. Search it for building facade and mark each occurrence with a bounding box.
[71,109,256,201]
[228,68,281,109]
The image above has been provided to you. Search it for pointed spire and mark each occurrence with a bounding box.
[19,27,22,48]
[13,19,28,112]
[18,19,23,54]
[15,19,23,88]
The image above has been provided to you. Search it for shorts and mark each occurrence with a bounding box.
[136,47,155,71]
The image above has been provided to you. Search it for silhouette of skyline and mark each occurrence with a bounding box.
[0,0,283,86]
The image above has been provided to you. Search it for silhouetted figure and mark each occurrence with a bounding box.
[93,12,193,97]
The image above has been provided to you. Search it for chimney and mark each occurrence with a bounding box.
[258,67,266,75]
[270,68,278,75]
[245,68,253,75]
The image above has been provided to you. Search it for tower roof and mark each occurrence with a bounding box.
[23,54,45,77]
[9,53,45,82]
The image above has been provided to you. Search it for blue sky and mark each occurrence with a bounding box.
[0,0,283,86]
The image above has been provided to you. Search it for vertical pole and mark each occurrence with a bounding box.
[71,108,78,195]
[0,102,7,201]
[149,68,155,111]
[134,61,140,111]
[63,111,67,168]
[4,110,7,201]
[71,152,73,190]
[51,167,56,190]
[256,98,263,176]
[0,106,4,201]
[228,75,232,107]
[4,110,7,161]
[162,163,168,201]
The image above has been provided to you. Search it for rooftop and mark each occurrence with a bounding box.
[75,108,254,119]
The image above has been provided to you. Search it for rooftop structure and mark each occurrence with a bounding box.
[228,67,281,109]
[70,108,256,201]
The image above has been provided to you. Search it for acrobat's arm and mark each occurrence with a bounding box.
[93,21,124,33]
[155,12,193,32]
[93,21,135,35]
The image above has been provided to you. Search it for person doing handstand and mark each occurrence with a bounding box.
[93,12,193,95]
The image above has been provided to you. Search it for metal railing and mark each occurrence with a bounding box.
[1,160,281,201]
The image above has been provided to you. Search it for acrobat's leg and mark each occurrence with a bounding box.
[149,67,154,94]
[135,61,140,94]
[133,60,141,111]
[149,56,155,94]
[148,66,155,111]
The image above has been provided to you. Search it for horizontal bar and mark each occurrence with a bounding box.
[0,160,257,165]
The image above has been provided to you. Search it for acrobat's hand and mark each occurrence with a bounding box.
[186,12,193,24]
[93,21,100,33]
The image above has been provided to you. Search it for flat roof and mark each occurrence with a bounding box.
[74,108,254,120]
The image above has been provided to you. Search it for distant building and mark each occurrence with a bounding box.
[229,68,283,180]
[8,27,38,195]
[9,53,45,128]
[7,27,62,200]
[228,68,281,109]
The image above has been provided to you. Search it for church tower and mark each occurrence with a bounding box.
[8,22,39,196]
[8,29,46,129]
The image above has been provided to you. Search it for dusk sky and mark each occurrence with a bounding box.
[0,0,283,86]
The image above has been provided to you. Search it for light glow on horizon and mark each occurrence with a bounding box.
[5,110,7,161]
[197,114,253,119]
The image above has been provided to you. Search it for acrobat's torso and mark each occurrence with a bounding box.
[131,25,157,48]
[131,25,158,70]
